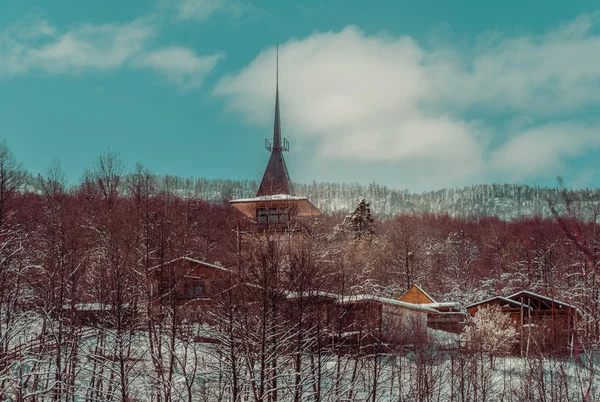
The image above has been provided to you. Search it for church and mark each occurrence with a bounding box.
[230,46,321,235]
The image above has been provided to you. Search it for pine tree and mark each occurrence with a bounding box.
[335,198,375,239]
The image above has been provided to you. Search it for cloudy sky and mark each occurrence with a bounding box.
[1,0,599,192]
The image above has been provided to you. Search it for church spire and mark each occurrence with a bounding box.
[257,44,294,197]
[273,44,281,149]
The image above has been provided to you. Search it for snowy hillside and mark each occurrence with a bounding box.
[124,176,600,220]
[24,173,600,220]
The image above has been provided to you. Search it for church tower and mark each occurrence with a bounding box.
[230,45,321,234]
[256,44,293,197]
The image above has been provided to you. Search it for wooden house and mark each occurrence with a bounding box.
[282,290,339,347]
[148,257,234,323]
[334,295,435,349]
[508,290,581,356]
[281,291,435,350]
[466,291,581,356]
[466,296,530,326]
[397,284,436,305]
[63,303,136,327]
[397,284,465,333]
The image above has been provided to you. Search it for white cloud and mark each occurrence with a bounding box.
[214,17,600,189]
[0,17,222,90]
[432,13,600,114]
[171,0,246,21]
[0,19,154,75]
[135,47,223,90]
[489,123,600,179]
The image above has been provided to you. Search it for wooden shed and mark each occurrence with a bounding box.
[466,296,529,326]
[334,295,435,349]
[148,257,233,322]
[397,284,465,333]
[466,291,581,356]
[507,291,581,356]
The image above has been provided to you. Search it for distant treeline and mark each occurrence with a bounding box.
[24,172,600,220]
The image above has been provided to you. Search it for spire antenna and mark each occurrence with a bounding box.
[264,43,288,153]
[259,42,292,196]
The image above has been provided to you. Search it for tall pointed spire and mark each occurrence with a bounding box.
[257,44,294,197]
[273,44,281,149]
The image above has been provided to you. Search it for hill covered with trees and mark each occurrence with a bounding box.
[97,175,600,221]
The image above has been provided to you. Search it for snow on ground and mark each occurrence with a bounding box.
[3,317,599,401]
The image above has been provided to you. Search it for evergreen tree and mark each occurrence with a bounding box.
[336,198,375,239]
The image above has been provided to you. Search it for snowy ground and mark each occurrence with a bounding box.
[3,318,599,401]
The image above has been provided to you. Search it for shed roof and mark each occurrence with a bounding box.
[149,256,231,273]
[466,296,531,311]
[340,294,439,313]
[506,290,575,310]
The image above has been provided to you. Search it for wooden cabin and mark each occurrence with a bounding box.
[148,257,233,323]
[508,291,581,356]
[282,290,339,347]
[397,284,465,334]
[281,291,435,351]
[466,296,529,326]
[466,291,581,356]
[334,295,434,349]
[397,284,436,305]
[63,303,137,327]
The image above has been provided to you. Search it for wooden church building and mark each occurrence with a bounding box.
[230,46,321,235]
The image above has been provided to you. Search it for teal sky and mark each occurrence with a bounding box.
[1,0,599,191]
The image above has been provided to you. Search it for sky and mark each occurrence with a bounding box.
[1,0,599,192]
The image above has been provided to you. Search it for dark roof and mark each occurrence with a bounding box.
[149,256,230,273]
[466,296,530,311]
[256,150,293,196]
[507,291,575,310]
[256,56,294,197]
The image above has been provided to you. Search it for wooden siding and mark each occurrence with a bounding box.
[398,285,435,304]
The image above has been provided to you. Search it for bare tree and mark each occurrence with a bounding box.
[463,305,516,368]
[80,151,142,401]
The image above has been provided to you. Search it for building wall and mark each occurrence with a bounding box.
[467,302,522,326]
[467,300,576,356]
[399,286,434,304]
[335,301,429,347]
[428,312,465,334]
[381,304,428,343]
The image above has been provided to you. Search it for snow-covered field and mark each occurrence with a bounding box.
[3,316,599,401]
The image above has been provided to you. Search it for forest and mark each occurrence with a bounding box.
[1,143,600,401]
[21,167,600,221]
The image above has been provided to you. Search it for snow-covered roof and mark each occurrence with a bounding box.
[63,303,135,311]
[339,294,438,313]
[420,302,459,309]
[284,290,339,300]
[149,256,231,273]
[506,290,576,310]
[284,290,438,312]
[465,296,531,311]
[230,194,321,217]
[231,194,308,202]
